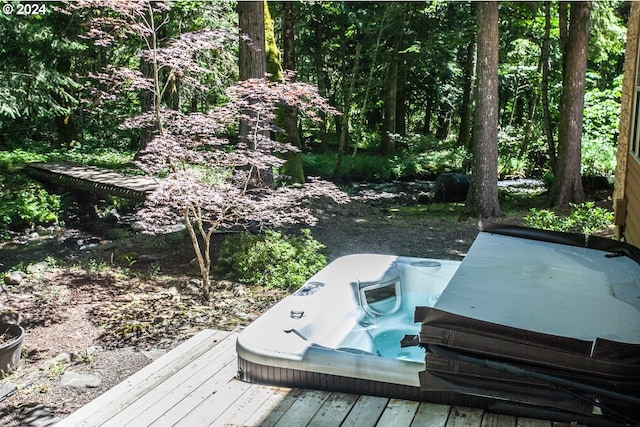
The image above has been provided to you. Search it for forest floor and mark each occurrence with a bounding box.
[0,185,613,426]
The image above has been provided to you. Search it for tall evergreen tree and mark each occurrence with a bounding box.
[280,1,305,183]
[466,1,502,218]
[238,1,267,150]
[548,1,591,206]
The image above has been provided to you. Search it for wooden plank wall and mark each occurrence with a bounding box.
[625,155,640,246]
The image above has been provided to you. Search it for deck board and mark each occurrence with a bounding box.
[481,413,518,427]
[56,329,229,427]
[446,406,485,427]
[411,402,452,427]
[332,394,388,427]
[56,329,560,427]
[377,398,421,426]
[116,332,238,426]
[307,392,360,427]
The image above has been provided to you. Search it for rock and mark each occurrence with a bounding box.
[26,262,47,274]
[4,271,26,286]
[60,371,102,389]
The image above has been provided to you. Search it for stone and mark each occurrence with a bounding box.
[26,262,47,274]
[60,371,102,389]
[4,271,26,286]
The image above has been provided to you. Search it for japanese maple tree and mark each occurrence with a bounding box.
[70,0,348,300]
[134,76,347,300]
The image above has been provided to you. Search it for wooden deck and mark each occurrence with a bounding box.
[28,161,158,200]
[55,329,559,427]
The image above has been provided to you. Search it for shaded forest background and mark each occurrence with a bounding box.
[0,1,629,231]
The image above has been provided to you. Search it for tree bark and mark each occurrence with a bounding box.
[238,1,267,150]
[541,1,557,172]
[281,1,305,184]
[53,55,78,147]
[333,40,361,179]
[313,4,329,152]
[435,100,452,140]
[548,1,590,206]
[381,50,399,155]
[458,39,476,150]
[138,54,155,156]
[465,1,502,218]
[396,70,407,137]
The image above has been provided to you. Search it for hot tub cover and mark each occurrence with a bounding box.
[415,221,640,423]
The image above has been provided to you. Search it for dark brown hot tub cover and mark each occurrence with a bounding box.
[415,222,640,422]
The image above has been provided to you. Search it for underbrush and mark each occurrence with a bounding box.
[215,229,327,289]
[524,201,614,236]
[0,146,138,234]
[303,134,466,182]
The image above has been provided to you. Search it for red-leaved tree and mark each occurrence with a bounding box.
[69,1,348,300]
[133,76,348,300]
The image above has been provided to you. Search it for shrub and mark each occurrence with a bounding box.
[389,134,467,179]
[524,201,613,236]
[581,85,620,177]
[0,177,61,231]
[216,229,327,289]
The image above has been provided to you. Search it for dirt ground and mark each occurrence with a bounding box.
[0,197,515,426]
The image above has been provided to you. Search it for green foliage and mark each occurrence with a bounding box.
[0,178,61,231]
[303,152,393,181]
[216,229,326,289]
[390,134,467,179]
[581,83,620,177]
[0,148,61,231]
[524,202,613,235]
[303,133,466,182]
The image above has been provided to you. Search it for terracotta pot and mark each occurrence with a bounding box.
[0,324,24,373]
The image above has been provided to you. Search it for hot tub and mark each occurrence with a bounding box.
[236,223,640,424]
[236,254,461,400]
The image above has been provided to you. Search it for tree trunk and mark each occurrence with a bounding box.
[53,55,77,147]
[351,21,385,168]
[396,70,407,137]
[138,55,155,156]
[541,1,556,172]
[313,4,329,152]
[333,40,361,179]
[423,97,433,134]
[238,1,267,150]
[381,49,399,155]
[281,1,305,184]
[465,1,502,218]
[458,40,476,149]
[435,100,451,140]
[264,0,282,82]
[518,89,538,161]
[548,1,590,207]
[137,5,162,159]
